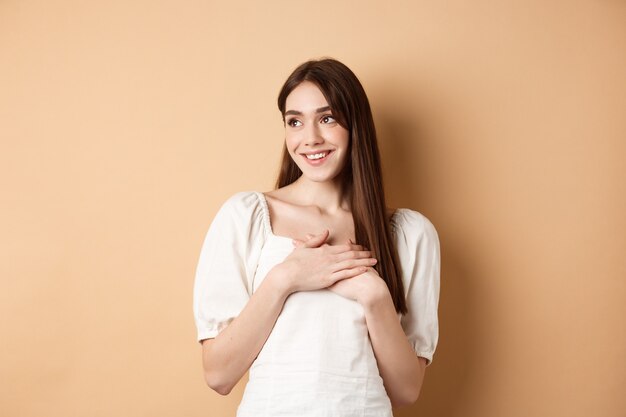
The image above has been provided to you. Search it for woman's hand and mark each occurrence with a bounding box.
[292,235,389,306]
[326,266,389,306]
[273,230,378,295]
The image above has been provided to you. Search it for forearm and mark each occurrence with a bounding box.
[362,288,426,407]
[202,267,290,394]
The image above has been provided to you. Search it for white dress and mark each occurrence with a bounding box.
[193,191,440,417]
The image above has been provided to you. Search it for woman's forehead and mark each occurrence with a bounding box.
[285,81,329,113]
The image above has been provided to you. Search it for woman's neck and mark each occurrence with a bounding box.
[287,176,350,214]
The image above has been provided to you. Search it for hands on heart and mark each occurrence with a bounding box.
[290,231,383,304]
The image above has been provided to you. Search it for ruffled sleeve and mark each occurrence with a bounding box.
[193,191,266,342]
[391,209,441,366]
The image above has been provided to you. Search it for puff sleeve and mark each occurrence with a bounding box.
[392,209,441,366]
[193,191,266,342]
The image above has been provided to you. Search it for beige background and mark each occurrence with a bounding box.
[1,1,625,416]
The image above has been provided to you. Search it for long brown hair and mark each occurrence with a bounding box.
[275,57,407,314]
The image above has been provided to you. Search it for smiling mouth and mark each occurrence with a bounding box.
[301,149,333,165]
[303,150,333,160]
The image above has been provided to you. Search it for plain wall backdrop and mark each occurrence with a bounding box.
[1,1,625,416]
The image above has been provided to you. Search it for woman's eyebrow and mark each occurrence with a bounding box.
[284,106,331,116]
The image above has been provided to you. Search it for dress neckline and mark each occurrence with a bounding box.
[254,191,301,242]
[253,191,402,243]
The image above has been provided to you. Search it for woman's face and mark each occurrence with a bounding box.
[283,81,350,183]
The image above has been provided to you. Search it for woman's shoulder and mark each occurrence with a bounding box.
[390,207,438,240]
[210,191,269,239]
[215,190,267,223]
[260,187,294,206]
[220,190,262,210]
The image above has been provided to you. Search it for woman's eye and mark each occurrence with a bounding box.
[287,119,302,127]
[321,115,336,123]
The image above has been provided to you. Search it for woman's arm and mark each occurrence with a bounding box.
[201,268,291,395]
[202,232,374,395]
[300,233,430,408]
[361,279,427,408]
[326,267,427,407]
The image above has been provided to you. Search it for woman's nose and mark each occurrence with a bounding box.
[303,123,324,146]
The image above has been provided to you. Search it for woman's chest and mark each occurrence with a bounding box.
[250,236,376,374]
[265,198,356,245]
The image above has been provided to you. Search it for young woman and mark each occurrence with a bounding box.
[193,58,440,416]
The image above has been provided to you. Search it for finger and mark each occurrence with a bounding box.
[328,266,369,285]
[334,250,374,262]
[293,234,314,248]
[333,257,377,272]
[328,243,364,254]
[347,238,366,251]
[303,229,329,248]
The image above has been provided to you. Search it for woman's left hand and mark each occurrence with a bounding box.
[326,266,388,305]
[293,235,389,306]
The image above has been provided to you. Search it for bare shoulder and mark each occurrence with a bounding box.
[261,186,306,216]
[262,187,286,202]
[261,187,296,211]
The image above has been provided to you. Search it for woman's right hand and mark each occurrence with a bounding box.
[272,230,378,295]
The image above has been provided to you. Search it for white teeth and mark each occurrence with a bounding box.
[306,152,327,160]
